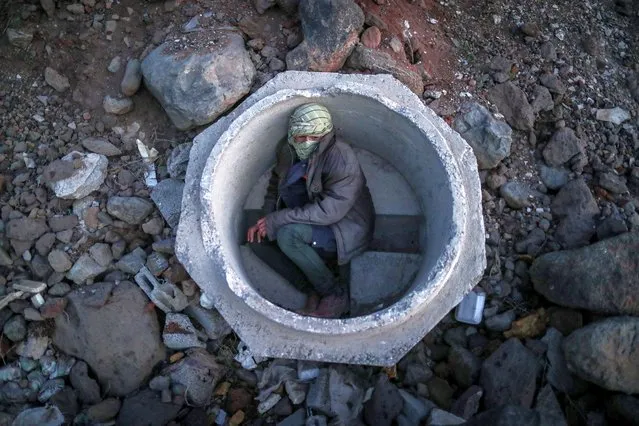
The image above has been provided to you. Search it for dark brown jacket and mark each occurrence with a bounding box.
[263,131,375,265]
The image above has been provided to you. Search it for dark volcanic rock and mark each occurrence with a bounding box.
[487,82,535,131]
[531,232,639,315]
[563,316,639,393]
[54,281,165,396]
[286,0,364,72]
[479,338,541,409]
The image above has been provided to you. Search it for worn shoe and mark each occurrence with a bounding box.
[310,293,349,318]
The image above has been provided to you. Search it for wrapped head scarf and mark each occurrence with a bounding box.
[287,103,334,160]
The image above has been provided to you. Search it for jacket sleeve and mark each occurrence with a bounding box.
[266,149,363,240]
[262,139,287,216]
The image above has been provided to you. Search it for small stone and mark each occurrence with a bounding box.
[485,309,516,331]
[48,249,73,273]
[361,26,382,49]
[70,360,102,404]
[24,307,44,321]
[427,377,454,409]
[521,22,541,37]
[49,215,79,232]
[389,36,403,53]
[403,363,433,386]
[451,385,482,419]
[108,56,122,73]
[67,254,107,284]
[539,165,569,190]
[45,67,70,92]
[539,74,566,95]
[89,243,113,267]
[86,398,122,423]
[66,3,85,14]
[427,408,465,425]
[142,217,164,235]
[364,374,403,426]
[500,182,535,209]
[448,345,481,388]
[3,315,27,342]
[38,378,65,402]
[103,95,133,115]
[16,333,50,359]
[598,172,628,194]
[530,85,554,114]
[7,28,34,49]
[269,57,286,72]
[115,248,147,274]
[81,137,122,156]
[107,196,154,225]
[40,297,68,319]
[121,59,142,96]
[48,281,71,296]
[146,252,169,276]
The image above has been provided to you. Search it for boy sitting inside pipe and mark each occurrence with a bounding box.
[247,103,375,318]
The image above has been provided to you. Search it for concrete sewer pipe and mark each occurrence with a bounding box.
[176,72,486,365]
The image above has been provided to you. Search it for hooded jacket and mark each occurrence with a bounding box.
[263,131,375,265]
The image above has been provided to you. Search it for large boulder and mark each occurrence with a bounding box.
[286,0,364,72]
[479,338,541,409]
[563,316,639,393]
[550,179,600,248]
[345,44,423,95]
[531,232,639,315]
[487,82,535,131]
[453,102,512,169]
[141,30,256,130]
[53,281,165,396]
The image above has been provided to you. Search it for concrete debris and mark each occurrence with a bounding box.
[44,67,70,92]
[184,302,233,340]
[163,313,206,349]
[135,266,188,313]
[106,196,154,225]
[46,152,108,200]
[103,95,133,115]
[167,142,192,179]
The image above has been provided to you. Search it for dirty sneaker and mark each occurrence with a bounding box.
[310,293,349,318]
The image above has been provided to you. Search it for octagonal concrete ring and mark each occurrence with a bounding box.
[176,71,486,366]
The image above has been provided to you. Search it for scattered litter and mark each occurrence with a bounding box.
[13,280,47,293]
[31,293,45,308]
[33,114,45,123]
[134,266,188,313]
[234,342,266,370]
[455,290,485,325]
[136,139,159,188]
[428,18,438,24]
[215,409,227,425]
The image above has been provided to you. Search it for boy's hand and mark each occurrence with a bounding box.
[247,217,267,243]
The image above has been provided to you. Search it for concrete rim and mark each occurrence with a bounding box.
[199,84,468,335]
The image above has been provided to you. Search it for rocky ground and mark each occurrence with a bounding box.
[0,0,638,425]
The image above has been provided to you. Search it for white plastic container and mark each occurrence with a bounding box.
[455,291,486,325]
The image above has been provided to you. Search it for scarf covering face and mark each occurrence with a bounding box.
[287,103,334,160]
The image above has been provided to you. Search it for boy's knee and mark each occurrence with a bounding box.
[276,224,306,249]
